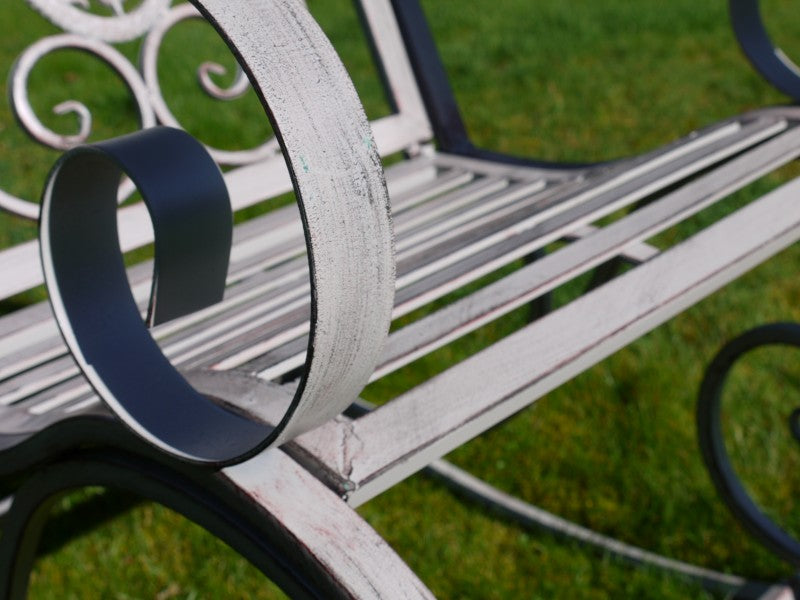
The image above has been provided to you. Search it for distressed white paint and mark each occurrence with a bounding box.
[224,449,435,598]
[340,176,800,504]
[188,0,395,447]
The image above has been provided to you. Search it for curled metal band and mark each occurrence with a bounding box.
[41,0,395,464]
[39,127,276,463]
[187,0,395,450]
[4,33,157,219]
[730,0,800,101]
[697,322,800,564]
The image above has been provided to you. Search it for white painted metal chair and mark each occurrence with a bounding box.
[0,0,799,597]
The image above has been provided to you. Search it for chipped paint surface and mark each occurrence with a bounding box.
[224,450,434,598]
[193,0,395,450]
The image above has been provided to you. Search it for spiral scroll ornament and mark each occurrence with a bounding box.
[3,0,284,219]
[698,322,800,565]
[26,0,170,43]
[38,0,394,464]
[140,3,280,166]
[3,33,156,219]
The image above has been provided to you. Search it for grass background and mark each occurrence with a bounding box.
[1,0,800,597]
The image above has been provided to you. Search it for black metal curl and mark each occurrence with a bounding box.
[39,126,272,465]
[698,321,800,565]
[729,0,800,102]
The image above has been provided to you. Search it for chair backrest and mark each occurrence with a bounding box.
[344,0,434,156]
[0,0,438,303]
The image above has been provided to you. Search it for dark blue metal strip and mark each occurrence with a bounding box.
[39,126,270,465]
[730,0,800,102]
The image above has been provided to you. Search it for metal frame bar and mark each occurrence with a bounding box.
[387,0,610,169]
[0,416,433,599]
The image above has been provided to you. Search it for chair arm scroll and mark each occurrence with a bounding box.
[40,0,395,466]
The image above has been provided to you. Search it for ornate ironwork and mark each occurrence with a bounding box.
[35,0,394,465]
[26,0,171,43]
[9,34,157,151]
[2,0,281,220]
[139,3,279,166]
[698,322,800,565]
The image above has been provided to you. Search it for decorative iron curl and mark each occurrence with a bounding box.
[698,322,800,565]
[26,0,170,43]
[140,3,280,166]
[4,33,156,219]
[198,61,250,101]
[39,0,395,465]
[730,0,800,101]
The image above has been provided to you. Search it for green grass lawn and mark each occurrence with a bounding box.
[3,0,800,597]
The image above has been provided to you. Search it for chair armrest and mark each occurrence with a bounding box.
[40,0,395,465]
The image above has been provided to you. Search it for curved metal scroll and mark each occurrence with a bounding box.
[730,0,800,101]
[4,33,157,220]
[697,322,800,564]
[10,34,157,151]
[41,0,395,465]
[0,451,434,599]
[40,126,271,463]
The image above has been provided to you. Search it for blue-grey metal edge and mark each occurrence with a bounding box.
[698,322,800,566]
[730,0,800,102]
[39,0,395,465]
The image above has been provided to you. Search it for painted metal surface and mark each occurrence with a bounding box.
[139,3,281,166]
[0,440,434,599]
[730,0,800,101]
[698,323,800,565]
[2,0,433,221]
[1,0,800,596]
[39,127,271,463]
[294,174,800,507]
[37,0,396,465]
[26,0,170,42]
[188,0,395,451]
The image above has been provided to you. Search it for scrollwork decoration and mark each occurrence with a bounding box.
[140,3,280,166]
[3,33,156,219]
[3,1,288,219]
[26,0,171,43]
[198,61,250,101]
[698,322,800,565]
[10,34,156,150]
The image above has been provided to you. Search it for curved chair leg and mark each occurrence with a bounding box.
[0,448,434,599]
[730,0,800,101]
[0,489,60,599]
[698,322,800,565]
[425,460,790,600]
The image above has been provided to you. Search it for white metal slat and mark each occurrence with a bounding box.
[371,125,800,380]
[0,161,468,395]
[249,121,800,379]
[198,116,797,377]
[328,175,800,506]
[2,116,796,418]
